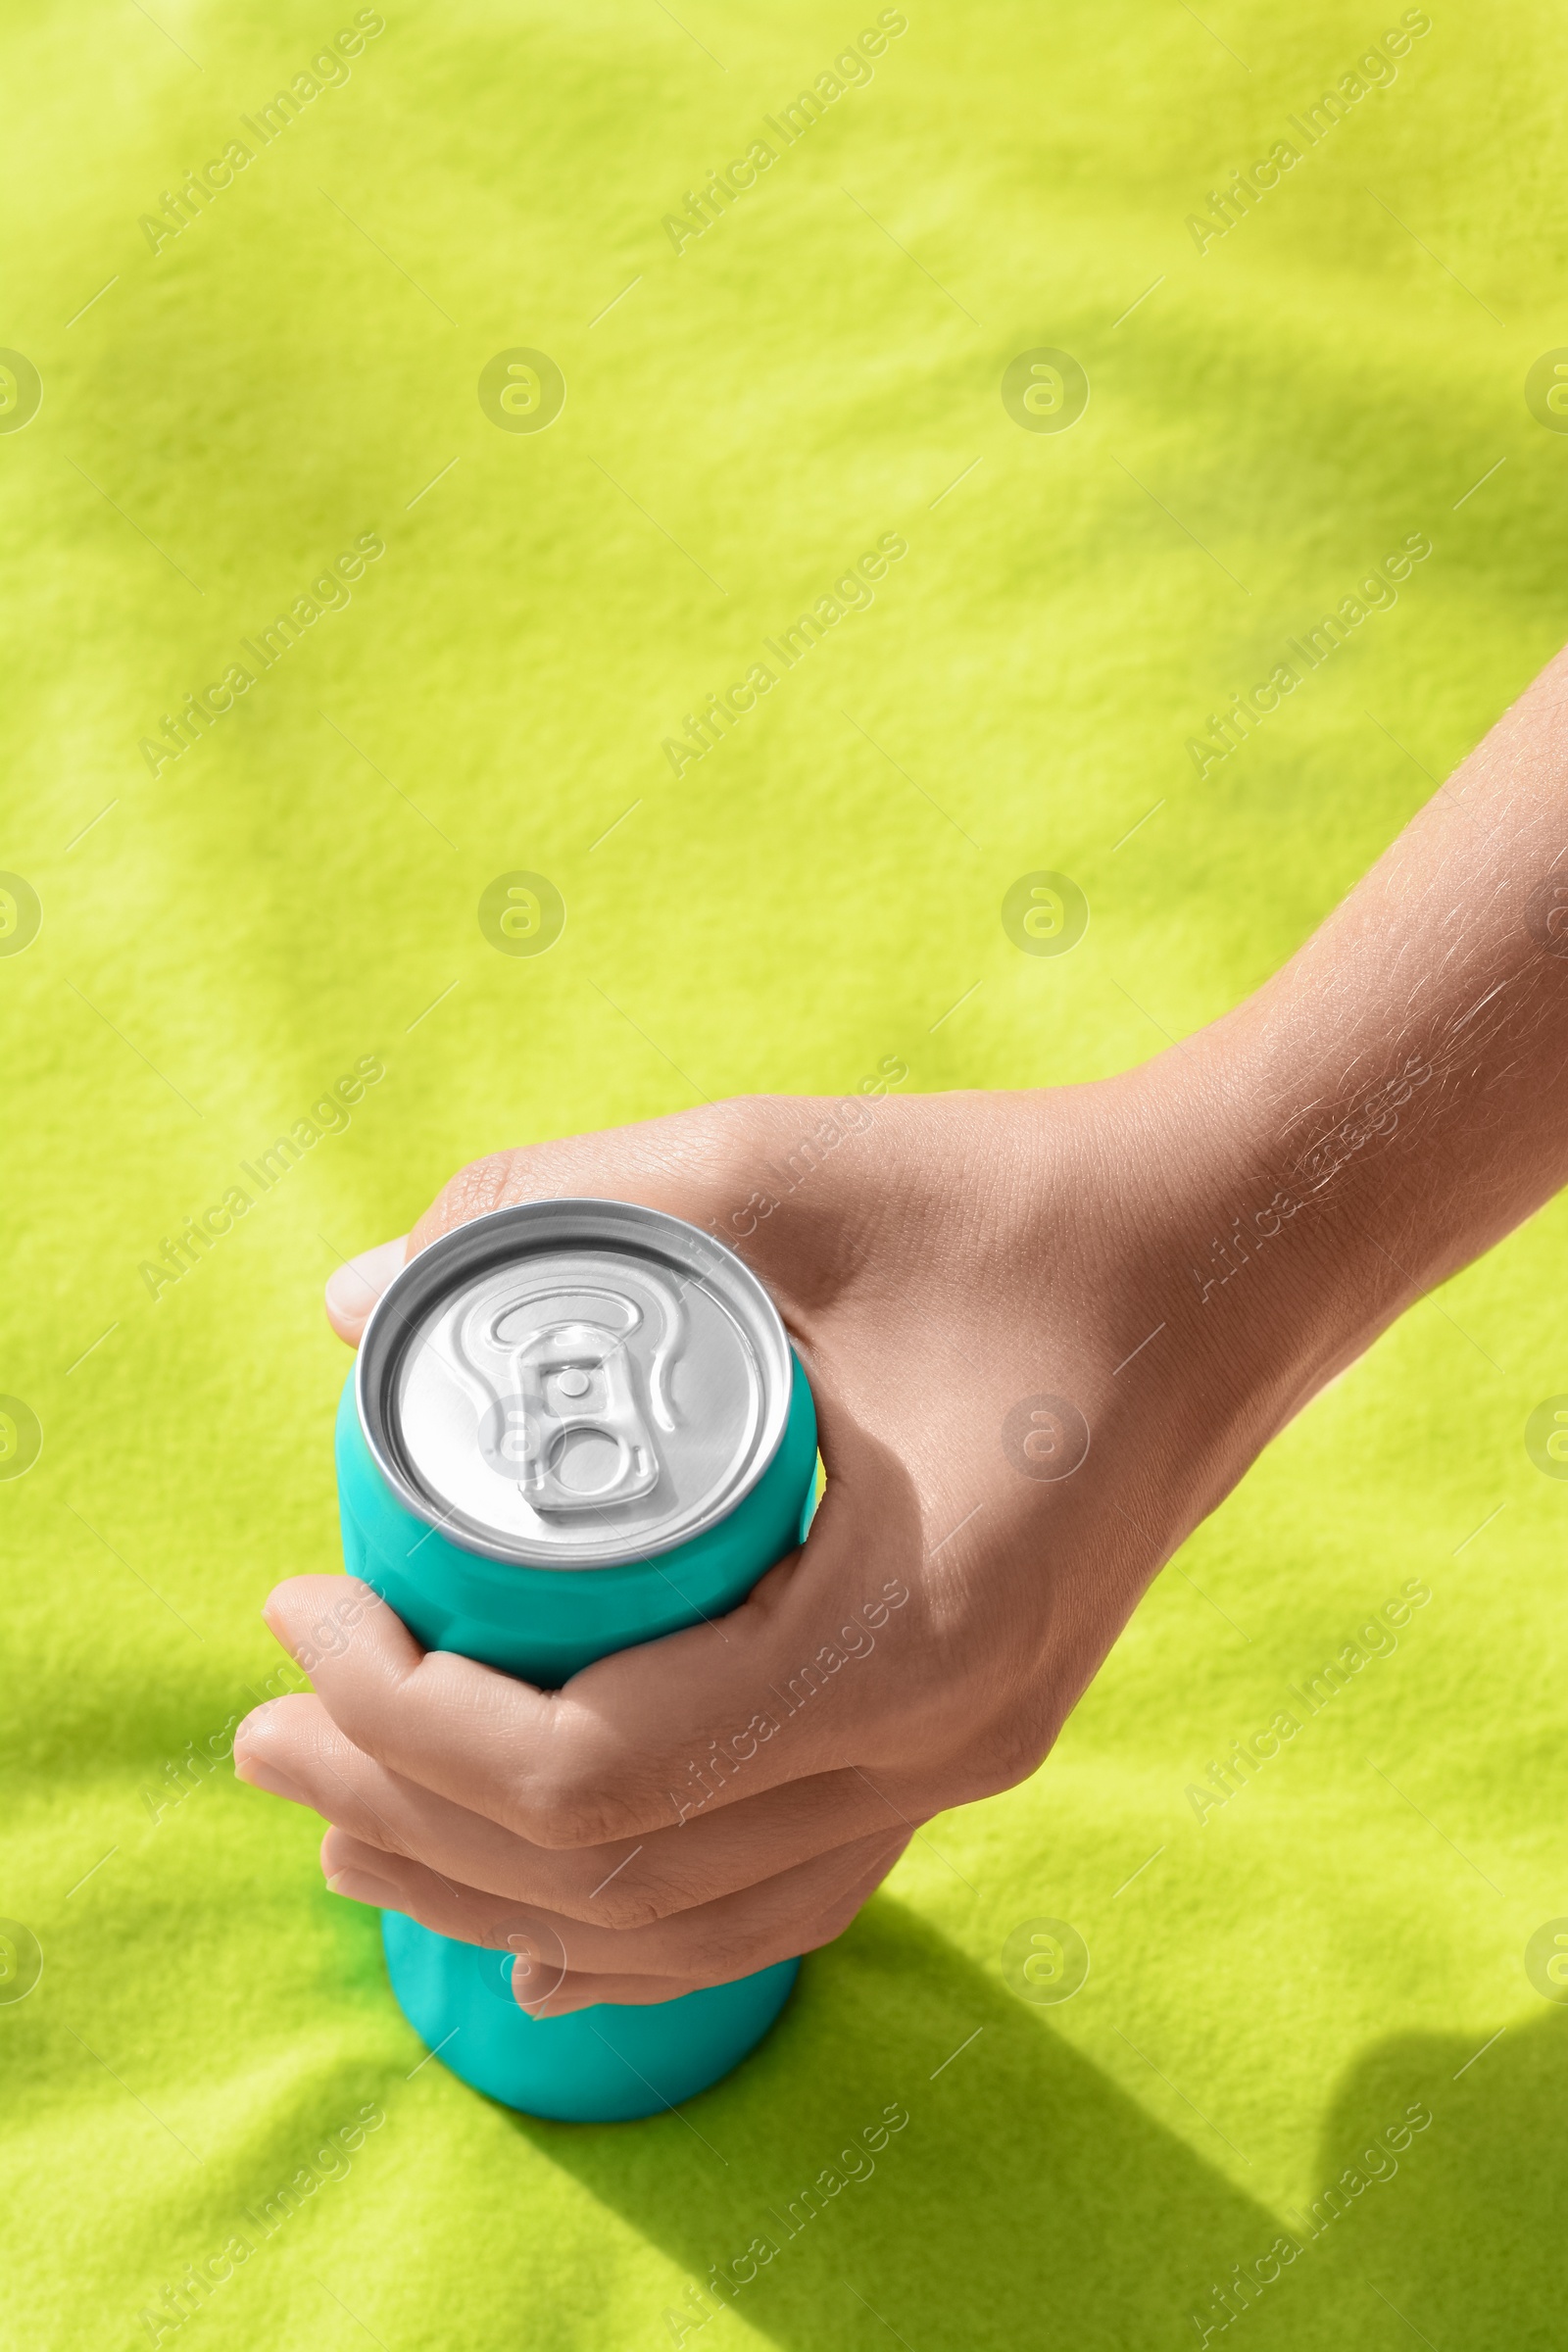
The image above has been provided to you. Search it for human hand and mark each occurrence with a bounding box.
[233,1074,1329,2016]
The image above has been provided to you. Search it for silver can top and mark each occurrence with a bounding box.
[355,1199,794,1568]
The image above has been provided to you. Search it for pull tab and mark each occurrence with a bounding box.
[452,1271,685,1516]
[514,1316,660,1510]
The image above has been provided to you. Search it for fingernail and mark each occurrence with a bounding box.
[233,1752,309,1806]
[259,1602,302,1662]
[325,1240,405,1322]
[324,1261,370,1319]
[325,1869,401,1908]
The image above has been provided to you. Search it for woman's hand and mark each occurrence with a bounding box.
[233,1069,1327,2016]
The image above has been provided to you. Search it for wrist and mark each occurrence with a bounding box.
[1112,1037,1395,1499]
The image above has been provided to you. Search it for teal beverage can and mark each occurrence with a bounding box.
[334,1198,818,2122]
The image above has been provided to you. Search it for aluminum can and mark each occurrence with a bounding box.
[334,1198,818,2121]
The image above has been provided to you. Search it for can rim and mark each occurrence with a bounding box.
[353,1197,794,1569]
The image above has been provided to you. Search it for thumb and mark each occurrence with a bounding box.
[324,1237,409,1346]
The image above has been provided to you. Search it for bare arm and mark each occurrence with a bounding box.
[1168,639,1568,1441]
[237,645,1568,2014]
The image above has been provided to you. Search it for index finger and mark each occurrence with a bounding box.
[319,1096,886,1349]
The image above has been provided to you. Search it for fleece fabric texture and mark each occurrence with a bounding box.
[4,2,1568,2345]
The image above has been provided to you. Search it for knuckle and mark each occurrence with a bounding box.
[688,1926,773,1984]
[976,1713,1048,1796]
[286,1578,388,1674]
[799,1896,863,1954]
[504,1804,579,1852]
[511,1769,630,1851]
[666,1900,784,1983]
[420,1152,521,1241]
[589,1883,662,1932]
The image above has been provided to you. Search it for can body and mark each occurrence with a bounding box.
[332,1200,818,2122]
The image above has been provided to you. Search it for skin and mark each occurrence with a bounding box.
[236,643,1568,2017]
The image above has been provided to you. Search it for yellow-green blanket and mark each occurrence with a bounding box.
[5,2,1566,2344]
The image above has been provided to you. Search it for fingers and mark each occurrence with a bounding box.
[318,1106,806,1363]
[235,1691,927,1924]
[262,1504,925,1848]
[398,1099,906,1307]
[324,1237,408,1344]
[317,1824,906,2012]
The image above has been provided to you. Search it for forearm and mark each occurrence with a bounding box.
[1148,641,1568,1440]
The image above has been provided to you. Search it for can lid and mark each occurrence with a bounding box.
[354,1199,795,1568]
